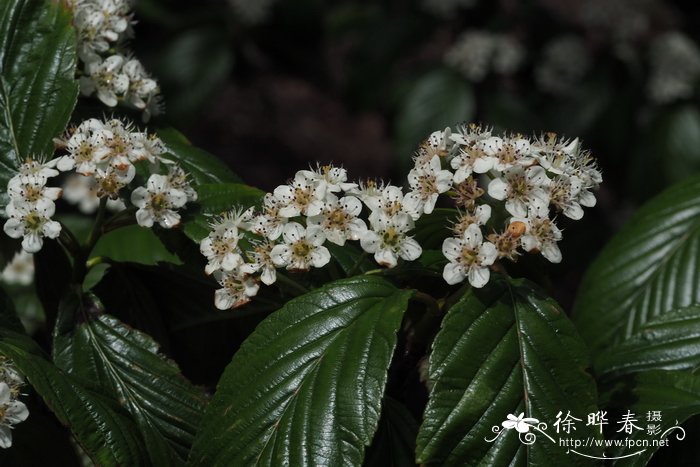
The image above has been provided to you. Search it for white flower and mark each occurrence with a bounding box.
[130,132,167,164]
[252,193,287,240]
[94,165,135,199]
[487,166,550,218]
[452,204,491,236]
[273,172,325,218]
[166,165,197,203]
[482,136,535,172]
[365,185,410,224]
[510,215,563,263]
[17,159,59,179]
[441,224,497,287]
[360,213,422,268]
[347,179,385,209]
[62,173,126,214]
[270,223,330,271]
[502,413,539,433]
[300,164,357,197]
[241,241,277,285]
[0,251,34,286]
[74,0,130,62]
[131,174,188,229]
[548,175,587,220]
[123,59,159,110]
[57,119,111,174]
[200,212,247,275]
[79,55,129,107]
[3,200,61,253]
[404,155,453,217]
[0,382,29,449]
[450,143,497,184]
[7,175,61,206]
[213,270,260,310]
[307,194,367,246]
[414,128,458,165]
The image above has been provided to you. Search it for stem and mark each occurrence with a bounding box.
[72,198,108,284]
[85,198,108,252]
[346,251,369,276]
[275,273,310,296]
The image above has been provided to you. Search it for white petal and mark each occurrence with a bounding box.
[468,266,490,288]
[130,187,148,208]
[542,242,562,263]
[487,178,508,200]
[478,242,498,266]
[563,203,584,220]
[22,232,43,253]
[472,156,495,174]
[341,196,362,216]
[442,237,463,261]
[374,248,397,268]
[463,224,483,249]
[443,262,465,285]
[261,266,277,285]
[306,226,326,246]
[42,220,62,239]
[399,238,422,261]
[360,231,380,253]
[214,289,234,310]
[0,425,11,448]
[521,234,539,252]
[5,400,28,423]
[310,246,331,268]
[135,209,154,228]
[475,205,491,224]
[270,245,291,266]
[3,219,24,239]
[578,191,597,207]
[283,223,305,243]
[505,199,528,218]
[158,210,181,229]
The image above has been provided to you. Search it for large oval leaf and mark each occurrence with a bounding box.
[53,292,208,466]
[417,276,601,466]
[189,276,413,466]
[0,0,78,185]
[0,328,148,465]
[594,304,700,378]
[573,174,700,357]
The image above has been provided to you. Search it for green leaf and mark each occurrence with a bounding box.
[0,0,78,186]
[395,69,474,173]
[183,182,265,242]
[158,127,242,185]
[573,174,700,357]
[0,329,148,465]
[189,276,413,466]
[417,276,601,466]
[363,397,418,467]
[53,291,208,466]
[596,305,700,378]
[91,224,182,265]
[603,371,700,467]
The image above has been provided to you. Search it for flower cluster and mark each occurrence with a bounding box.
[445,31,525,82]
[0,358,28,449]
[417,124,601,287]
[201,124,600,309]
[3,117,196,253]
[0,251,34,286]
[647,32,700,104]
[200,165,427,310]
[3,159,62,253]
[70,0,162,119]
